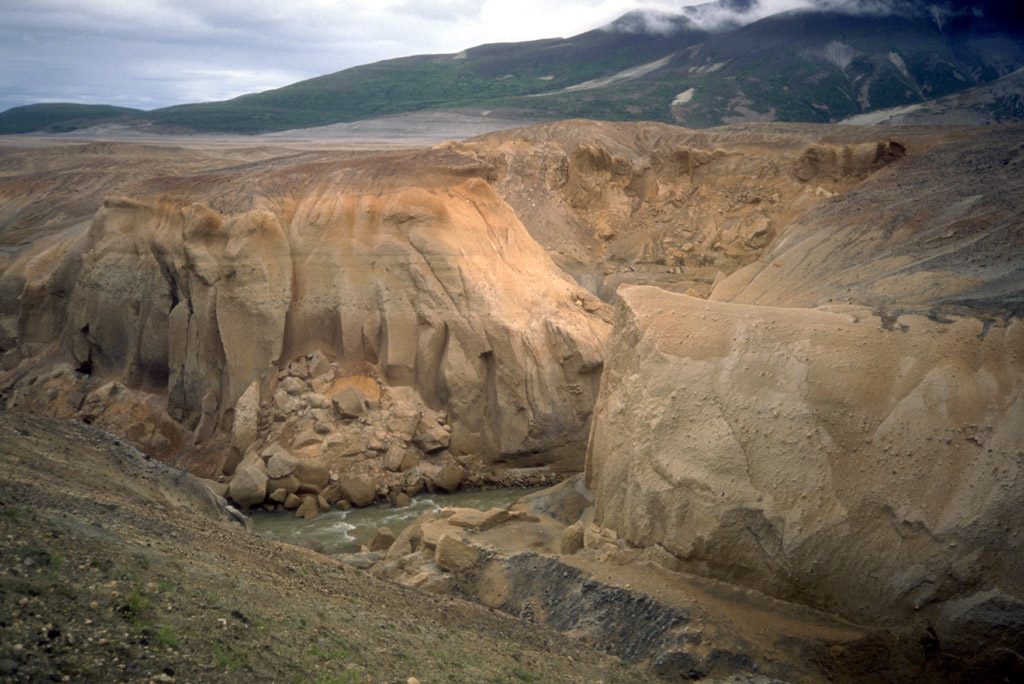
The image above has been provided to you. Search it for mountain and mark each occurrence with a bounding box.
[0,103,143,135]
[2,0,1023,134]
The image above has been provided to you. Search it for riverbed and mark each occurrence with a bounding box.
[250,487,542,554]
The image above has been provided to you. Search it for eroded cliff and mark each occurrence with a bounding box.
[0,147,610,482]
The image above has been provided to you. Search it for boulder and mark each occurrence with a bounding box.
[385,512,436,561]
[231,381,261,452]
[292,430,321,449]
[587,286,1024,622]
[293,458,329,488]
[413,423,451,453]
[429,462,465,494]
[303,392,331,410]
[279,376,305,396]
[447,507,512,531]
[385,410,420,442]
[267,488,288,503]
[383,445,420,472]
[226,456,268,509]
[267,475,300,494]
[283,492,301,509]
[338,474,377,508]
[560,521,585,555]
[295,494,320,520]
[323,431,366,459]
[369,526,397,552]
[332,386,368,419]
[436,534,480,572]
[266,451,297,479]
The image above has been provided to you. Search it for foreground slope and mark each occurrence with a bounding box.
[0,411,654,683]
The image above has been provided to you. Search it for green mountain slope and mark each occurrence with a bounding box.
[3,0,1023,134]
[143,23,711,133]
[0,103,143,135]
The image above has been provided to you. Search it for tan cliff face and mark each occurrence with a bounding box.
[454,119,913,299]
[585,125,1024,629]
[587,286,1024,622]
[0,147,610,472]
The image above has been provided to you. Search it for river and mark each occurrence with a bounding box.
[249,486,543,554]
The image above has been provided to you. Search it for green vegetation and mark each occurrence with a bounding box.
[155,624,180,649]
[120,588,154,624]
[2,7,1021,134]
[513,668,540,683]
[0,103,142,134]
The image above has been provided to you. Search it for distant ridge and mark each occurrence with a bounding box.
[2,0,1023,135]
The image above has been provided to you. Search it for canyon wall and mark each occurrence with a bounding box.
[586,126,1024,634]
[0,148,609,472]
[456,119,912,299]
[587,286,1023,621]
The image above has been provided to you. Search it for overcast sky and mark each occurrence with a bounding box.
[0,0,835,113]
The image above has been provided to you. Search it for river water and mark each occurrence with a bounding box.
[249,487,542,555]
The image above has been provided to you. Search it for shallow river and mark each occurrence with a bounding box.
[249,487,542,555]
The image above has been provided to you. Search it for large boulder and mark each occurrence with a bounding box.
[587,286,1024,623]
[338,474,377,507]
[226,454,269,509]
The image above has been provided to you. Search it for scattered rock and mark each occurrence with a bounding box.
[279,377,305,396]
[561,521,585,555]
[414,421,450,453]
[292,430,321,449]
[323,431,366,459]
[332,386,369,419]
[227,456,268,509]
[436,534,480,571]
[266,452,297,479]
[369,527,397,552]
[267,475,300,494]
[293,458,329,488]
[295,495,320,520]
[447,507,513,531]
[429,463,465,493]
[338,474,377,508]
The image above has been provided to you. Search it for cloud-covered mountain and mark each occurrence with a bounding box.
[2,0,1022,134]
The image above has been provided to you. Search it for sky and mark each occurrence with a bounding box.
[0,0,834,113]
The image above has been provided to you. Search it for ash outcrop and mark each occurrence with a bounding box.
[1,120,1023,681]
[0,145,611,508]
[584,125,1024,677]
